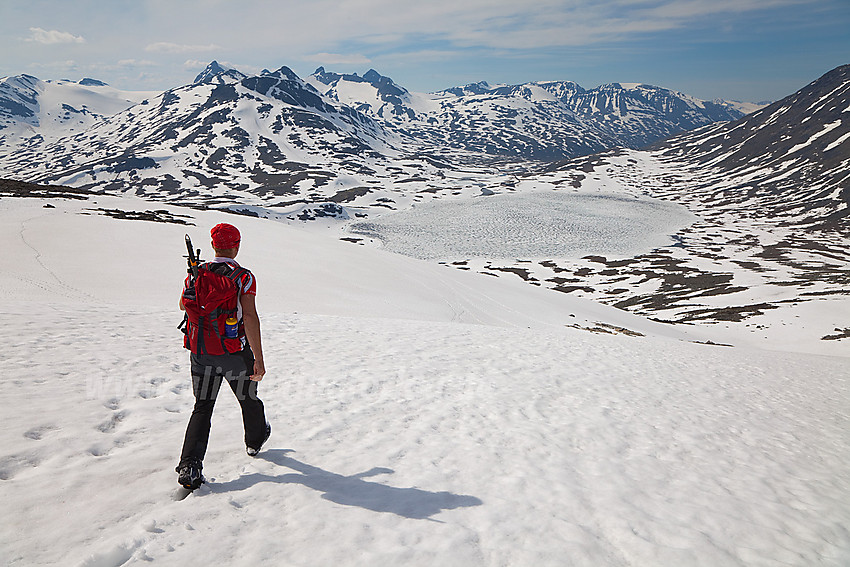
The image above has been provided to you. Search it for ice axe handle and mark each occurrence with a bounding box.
[185,234,200,280]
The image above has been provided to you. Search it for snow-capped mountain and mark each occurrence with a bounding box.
[541,63,850,232]
[0,65,412,208]
[306,67,427,121]
[310,68,753,157]
[0,74,156,147]
[0,61,764,214]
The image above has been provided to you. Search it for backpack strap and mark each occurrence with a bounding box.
[204,262,249,290]
[196,314,208,353]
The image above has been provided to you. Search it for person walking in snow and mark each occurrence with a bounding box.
[175,223,270,490]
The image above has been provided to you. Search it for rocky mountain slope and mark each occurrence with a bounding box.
[650,63,850,231]
[308,67,749,160]
[0,65,413,211]
[457,64,849,344]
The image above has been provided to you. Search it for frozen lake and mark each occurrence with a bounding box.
[349,191,697,260]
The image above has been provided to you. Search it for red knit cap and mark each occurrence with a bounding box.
[211,223,241,249]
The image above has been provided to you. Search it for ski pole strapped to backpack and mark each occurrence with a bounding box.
[182,262,249,355]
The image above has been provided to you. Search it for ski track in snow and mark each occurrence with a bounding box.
[1,307,848,566]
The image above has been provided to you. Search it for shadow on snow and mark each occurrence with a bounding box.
[208,449,483,521]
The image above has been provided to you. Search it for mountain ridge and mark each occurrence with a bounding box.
[308,66,755,154]
[0,61,762,211]
[1,61,761,183]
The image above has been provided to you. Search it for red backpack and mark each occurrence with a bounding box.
[181,262,248,355]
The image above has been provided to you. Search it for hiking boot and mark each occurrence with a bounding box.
[247,422,271,457]
[176,458,205,490]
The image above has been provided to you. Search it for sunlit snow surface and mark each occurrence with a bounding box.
[0,196,848,567]
[350,192,695,260]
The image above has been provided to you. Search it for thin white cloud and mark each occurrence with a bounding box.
[27,27,86,45]
[643,0,815,19]
[28,59,159,75]
[28,60,78,71]
[145,42,220,54]
[305,53,373,65]
[375,49,462,64]
[117,59,157,68]
[183,59,211,70]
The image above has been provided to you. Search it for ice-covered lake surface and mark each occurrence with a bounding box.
[349,191,697,260]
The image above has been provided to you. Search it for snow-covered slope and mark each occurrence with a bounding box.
[0,74,156,148]
[652,63,850,231]
[0,188,694,338]
[0,189,847,567]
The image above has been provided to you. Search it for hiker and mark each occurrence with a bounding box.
[176,223,270,490]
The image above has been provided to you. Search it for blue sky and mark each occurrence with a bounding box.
[2,0,848,102]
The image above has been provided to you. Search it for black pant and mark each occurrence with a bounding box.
[179,348,267,466]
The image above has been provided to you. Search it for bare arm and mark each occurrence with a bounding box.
[241,293,265,381]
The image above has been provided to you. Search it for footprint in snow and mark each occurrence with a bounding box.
[96,411,126,433]
[24,425,59,440]
[0,453,42,480]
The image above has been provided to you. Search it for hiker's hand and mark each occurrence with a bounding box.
[251,359,265,381]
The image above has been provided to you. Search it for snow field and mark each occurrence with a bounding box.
[1,307,848,566]
[1,195,848,566]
